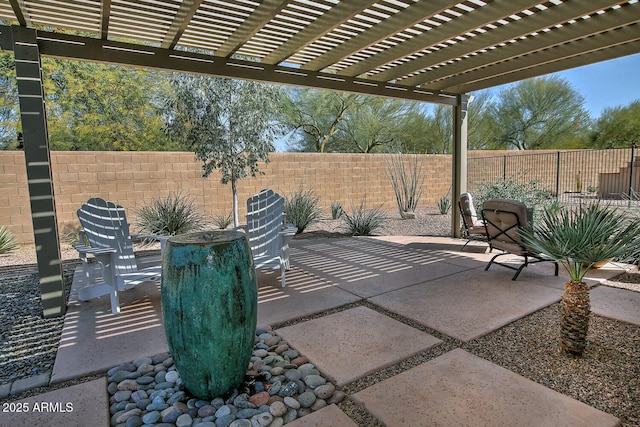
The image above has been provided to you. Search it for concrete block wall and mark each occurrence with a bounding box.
[1,151,453,244]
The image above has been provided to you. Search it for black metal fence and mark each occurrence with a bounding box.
[468,146,639,201]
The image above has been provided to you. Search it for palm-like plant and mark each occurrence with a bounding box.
[520,202,640,355]
[0,226,19,254]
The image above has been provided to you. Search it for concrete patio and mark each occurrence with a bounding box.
[3,235,638,426]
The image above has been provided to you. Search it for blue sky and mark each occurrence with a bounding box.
[488,52,640,118]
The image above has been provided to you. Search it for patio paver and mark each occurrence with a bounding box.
[352,348,620,427]
[275,306,442,387]
[286,404,358,427]
[1,378,109,427]
[590,285,640,326]
[369,268,564,341]
[51,278,168,384]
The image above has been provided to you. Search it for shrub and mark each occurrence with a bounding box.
[437,197,451,214]
[136,192,205,236]
[385,152,425,218]
[474,176,554,221]
[340,200,386,236]
[331,201,344,220]
[0,226,19,254]
[284,188,322,234]
[213,212,232,229]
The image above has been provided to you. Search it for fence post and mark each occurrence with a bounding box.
[629,143,636,206]
[503,155,507,181]
[556,151,561,197]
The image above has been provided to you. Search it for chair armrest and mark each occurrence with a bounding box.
[233,225,247,233]
[74,245,116,256]
[280,224,297,236]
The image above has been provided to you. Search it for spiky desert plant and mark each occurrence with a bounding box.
[520,202,640,355]
[340,199,385,236]
[0,226,19,254]
[136,192,205,236]
[331,201,344,220]
[284,188,322,234]
[384,152,425,218]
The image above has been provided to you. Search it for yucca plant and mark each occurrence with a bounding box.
[520,202,640,355]
[284,188,322,234]
[0,226,19,254]
[340,199,385,236]
[136,192,205,236]
[331,201,344,220]
[213,212,233,229]
[437,196,451,214]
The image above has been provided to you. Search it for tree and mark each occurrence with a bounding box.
[337,96,421,153]
[165,74,282,226]
[0,53,19,149]
[44,59,176,151]
[489,76,590,150]
[280,89,358,152]
[589,100,640,148]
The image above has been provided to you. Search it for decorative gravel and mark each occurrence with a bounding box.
[107,328,344,427]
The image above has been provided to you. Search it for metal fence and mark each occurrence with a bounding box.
[468,146,639,201]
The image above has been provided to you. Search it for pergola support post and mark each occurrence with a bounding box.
[12,26,66,318]
[452,94,470,238]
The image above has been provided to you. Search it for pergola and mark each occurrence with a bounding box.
[1,0,638,317]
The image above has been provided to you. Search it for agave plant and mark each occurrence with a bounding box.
[0,226,19,254]
[520,202,640,355]
[136,192,205,236]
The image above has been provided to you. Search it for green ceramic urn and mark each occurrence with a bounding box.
[161,230,257,400]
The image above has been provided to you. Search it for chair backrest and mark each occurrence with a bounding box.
[481,199,529,255]
[459,192,478,228]
[246,189,284,258]
[77,198,138,275]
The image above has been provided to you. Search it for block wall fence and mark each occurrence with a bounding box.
[2,149,635,245]
[2,151,455,245]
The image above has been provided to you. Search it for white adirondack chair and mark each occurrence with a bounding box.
[74,198,168,314]
[242,189,297,287]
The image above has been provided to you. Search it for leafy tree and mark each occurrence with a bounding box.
[489,76,590,150]
[0,53,19,149]
[589,100,640,148]
[44,59,176,151]
[280,89,358,152]
[337,96,422,153]
[164,74,282,226]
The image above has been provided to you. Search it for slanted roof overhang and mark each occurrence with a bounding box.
[0,0,638,101]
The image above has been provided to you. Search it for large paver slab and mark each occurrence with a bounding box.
[291,238,475,298]
[591,285,640,326]
[286,404,358,427]
[370,269,563,341]
[276,306,441,386]
[256,267,360,327]
[352,349,619,427]
[1,378,109,427]
[52,278,168,383]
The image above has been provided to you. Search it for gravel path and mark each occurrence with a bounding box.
[1,206,639,426]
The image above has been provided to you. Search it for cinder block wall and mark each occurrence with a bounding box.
[1,152,453,244]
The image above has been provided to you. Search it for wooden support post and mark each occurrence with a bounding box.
[12,26,66,317]
[452,94,469,238]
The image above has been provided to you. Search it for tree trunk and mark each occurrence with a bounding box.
[560,280,591,355]
[232,178,239,227]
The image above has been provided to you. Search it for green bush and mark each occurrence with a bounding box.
[284,188,322,234]
[340,200,385,236]
[437,197,451,214]
[0,226,19,254]
[474,177,554,221]
[213,212,232,229]
[331,201,344,220]
[136,192,205,236]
